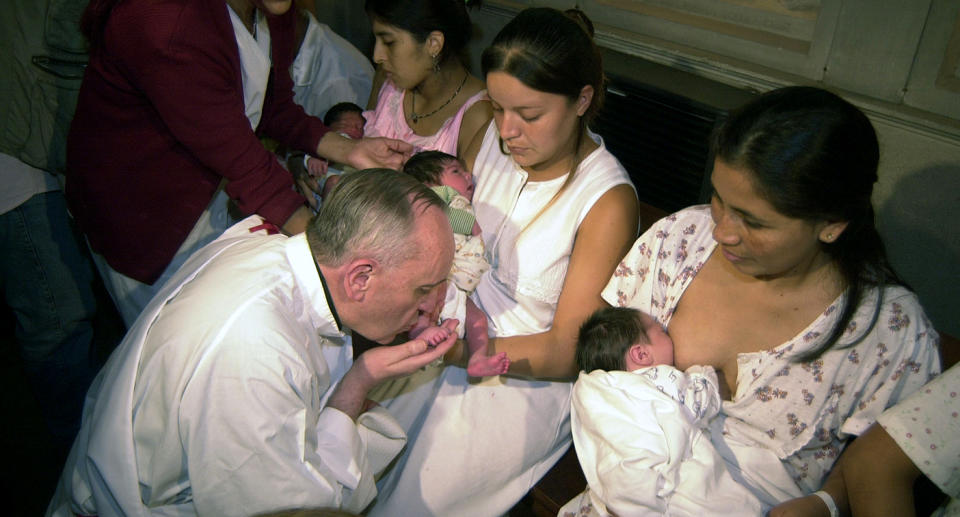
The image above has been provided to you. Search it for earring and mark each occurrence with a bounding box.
[432,53,440,73]
[826,233,834,242]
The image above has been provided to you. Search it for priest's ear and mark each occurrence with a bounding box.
[344,258,377,302]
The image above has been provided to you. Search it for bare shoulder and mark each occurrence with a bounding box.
[461,117,487,171]
[571,185,639,274]
[461,74,486,97]
[583,184,639,230]
[457,97,492,159]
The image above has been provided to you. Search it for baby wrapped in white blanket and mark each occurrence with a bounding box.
[560,307,769,516]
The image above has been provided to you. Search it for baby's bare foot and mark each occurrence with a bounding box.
[416,326,451,347]
[467,351,510,377]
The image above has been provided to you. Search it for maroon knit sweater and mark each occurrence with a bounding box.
[66,0,328,283]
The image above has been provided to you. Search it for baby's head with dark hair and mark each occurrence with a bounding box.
[403,150,476,201]
[576,307,650,372]
[323,102,365,139]
[323,102,364,126]
[402,150,462,186]
[577,306,676,373]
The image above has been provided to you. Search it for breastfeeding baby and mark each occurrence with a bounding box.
[561,306,762,516]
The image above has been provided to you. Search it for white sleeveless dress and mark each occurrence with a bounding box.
[367,121,634,516]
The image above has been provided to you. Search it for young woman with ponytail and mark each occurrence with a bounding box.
[367,7,639,516]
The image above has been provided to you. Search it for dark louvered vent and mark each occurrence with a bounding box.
[592,75,723,213]
[590,49,754,214]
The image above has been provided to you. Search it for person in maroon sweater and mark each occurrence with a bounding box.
[67,0,411,326]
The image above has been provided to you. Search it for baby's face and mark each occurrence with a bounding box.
[645,323,675,367]
[330,111,365,139]
[438,160,474,200]
[624,312,676,370]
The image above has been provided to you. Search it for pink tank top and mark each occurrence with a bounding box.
[362,79,486,156]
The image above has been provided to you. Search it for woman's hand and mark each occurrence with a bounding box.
[315,131,413,171]
[346,137,413,170]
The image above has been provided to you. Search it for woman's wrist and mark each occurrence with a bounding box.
[812,491,839,517]
[315,131,353,165]
[442,338,467,367]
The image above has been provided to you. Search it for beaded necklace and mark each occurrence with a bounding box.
[410,72,468,124]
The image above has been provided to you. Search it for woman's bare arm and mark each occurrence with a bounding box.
[768,420,924,517]
[767,457,849,517]
[842,423,920,516]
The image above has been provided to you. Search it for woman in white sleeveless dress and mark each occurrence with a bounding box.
[368,8,640,516]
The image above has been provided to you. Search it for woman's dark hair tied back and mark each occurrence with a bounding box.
[365,0,477,63]
[481,7,605,126]
[564,8,595,38]
[712,86,904,361]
